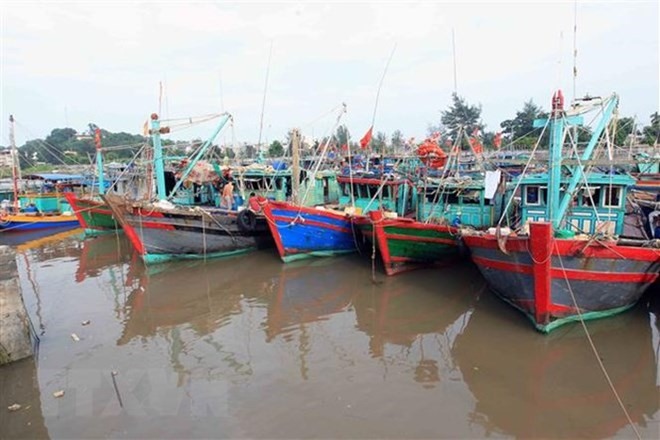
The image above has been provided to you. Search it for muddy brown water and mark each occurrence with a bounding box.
[1,230,658,439]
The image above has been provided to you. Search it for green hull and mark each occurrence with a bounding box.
[360,222,460,275]
[281,249,355,263]
[142,247,256,265]
[81,209,119,234]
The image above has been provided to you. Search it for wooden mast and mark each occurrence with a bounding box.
[291,128,301,205]
[9,115,20,211]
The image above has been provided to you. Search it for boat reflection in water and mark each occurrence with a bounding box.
[74,233,135,283]
[8,230,658,438]
[451,290,660,438]
[352,264,483,388]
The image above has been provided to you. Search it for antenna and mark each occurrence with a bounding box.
[365,43,397,172]
[219,70,225,112]
[452,29,458,95]
[257,41,274,153]
[158,81,163,116]
[557,31,564,92]
[572,0,578,101]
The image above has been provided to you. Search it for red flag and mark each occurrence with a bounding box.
[360,126,373,149]
[494,132,502,149]
[469,137,483,155]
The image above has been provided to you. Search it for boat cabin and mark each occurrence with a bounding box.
[298,170,340,207]
[518,172,634,235]
[337,175,415,217]
[417,176,499,228]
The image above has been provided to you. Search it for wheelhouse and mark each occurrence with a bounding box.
[518,172,634,235]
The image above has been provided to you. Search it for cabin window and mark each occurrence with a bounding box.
[382,185,392,200]
[603,186,622,208]
[525,186,541,205]
[461,190,481,205]
[424,189,438,203]
[442,191,460,205]
[580,187,601,207]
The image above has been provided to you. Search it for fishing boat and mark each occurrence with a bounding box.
[104,112,278,264]
[354,135,504,275]
[462,91,660,332]
[0,116,81,232]
[261,168,414,263]
[65,128,120,235]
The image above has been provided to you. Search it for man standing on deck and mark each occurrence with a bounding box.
[222,180,234,210]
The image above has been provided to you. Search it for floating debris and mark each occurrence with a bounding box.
[7,403,21,412]
[71,333,80,342]
[81,320,91,326]
[53,390,65,398]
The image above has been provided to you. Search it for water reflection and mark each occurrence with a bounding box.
[0,227,81,248]
[353,265,483,388]
[3,231,658,439]
[74,233,133,283]
[0,357,48,439]
[452,292,660,438]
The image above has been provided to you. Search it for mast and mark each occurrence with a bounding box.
[547,91,565,228]
[149,113,169,201]
[533,91,581,230]
[291,128,301,205]
[257,41,273,158]
[556,94,618,221]
[9,115,20,211]
[94,128,105,195]
[167,113,231,199]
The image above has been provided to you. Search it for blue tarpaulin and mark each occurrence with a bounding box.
[23,173,86,181]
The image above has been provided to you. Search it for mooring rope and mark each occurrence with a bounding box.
[554,243,642,440]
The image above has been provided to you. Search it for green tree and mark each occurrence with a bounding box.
[372,131,387,153]
[612,117,638,147]
[391,130,404,153]
[268,140,284,157]
[335,126,350,148]
[643,112,660,146]
[441,93,483,147]
[224,147,236,159]
[45,128,77,146]
[499,100,548,149]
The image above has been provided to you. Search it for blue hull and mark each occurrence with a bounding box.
[0,220,80,232]
[265,202,357,262]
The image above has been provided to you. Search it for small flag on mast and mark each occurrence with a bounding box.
[359,126,373,149]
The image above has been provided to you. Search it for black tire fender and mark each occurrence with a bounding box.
[237,209,257,232]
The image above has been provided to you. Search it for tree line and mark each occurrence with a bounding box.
[4,96,659,169]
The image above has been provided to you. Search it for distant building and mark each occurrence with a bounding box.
[0,149,13,168]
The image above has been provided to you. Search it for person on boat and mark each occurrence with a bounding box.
[221,180,234,209]
[649,210,660,239]
[24,203,39,216]
[248,191,261,214]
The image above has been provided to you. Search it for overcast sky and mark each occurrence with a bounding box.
[1,1,658,147]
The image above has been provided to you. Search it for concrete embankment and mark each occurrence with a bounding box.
[0,245,34,365]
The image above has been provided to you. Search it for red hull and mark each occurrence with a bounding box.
[463,222,660,332]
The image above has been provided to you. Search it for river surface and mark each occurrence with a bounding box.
[1,229,659,439]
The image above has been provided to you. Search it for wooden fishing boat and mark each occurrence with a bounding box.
[104,112,280,264]
[64,128,121,235]
[354,134,503,275]
[103,194,273,265]
[65,193,118,235]
[261,172,413,263]
[355,211,460,275]
[0,117,82,232]
[462,91,660,332]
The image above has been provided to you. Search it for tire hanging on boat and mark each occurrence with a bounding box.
[237,209,257,232]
